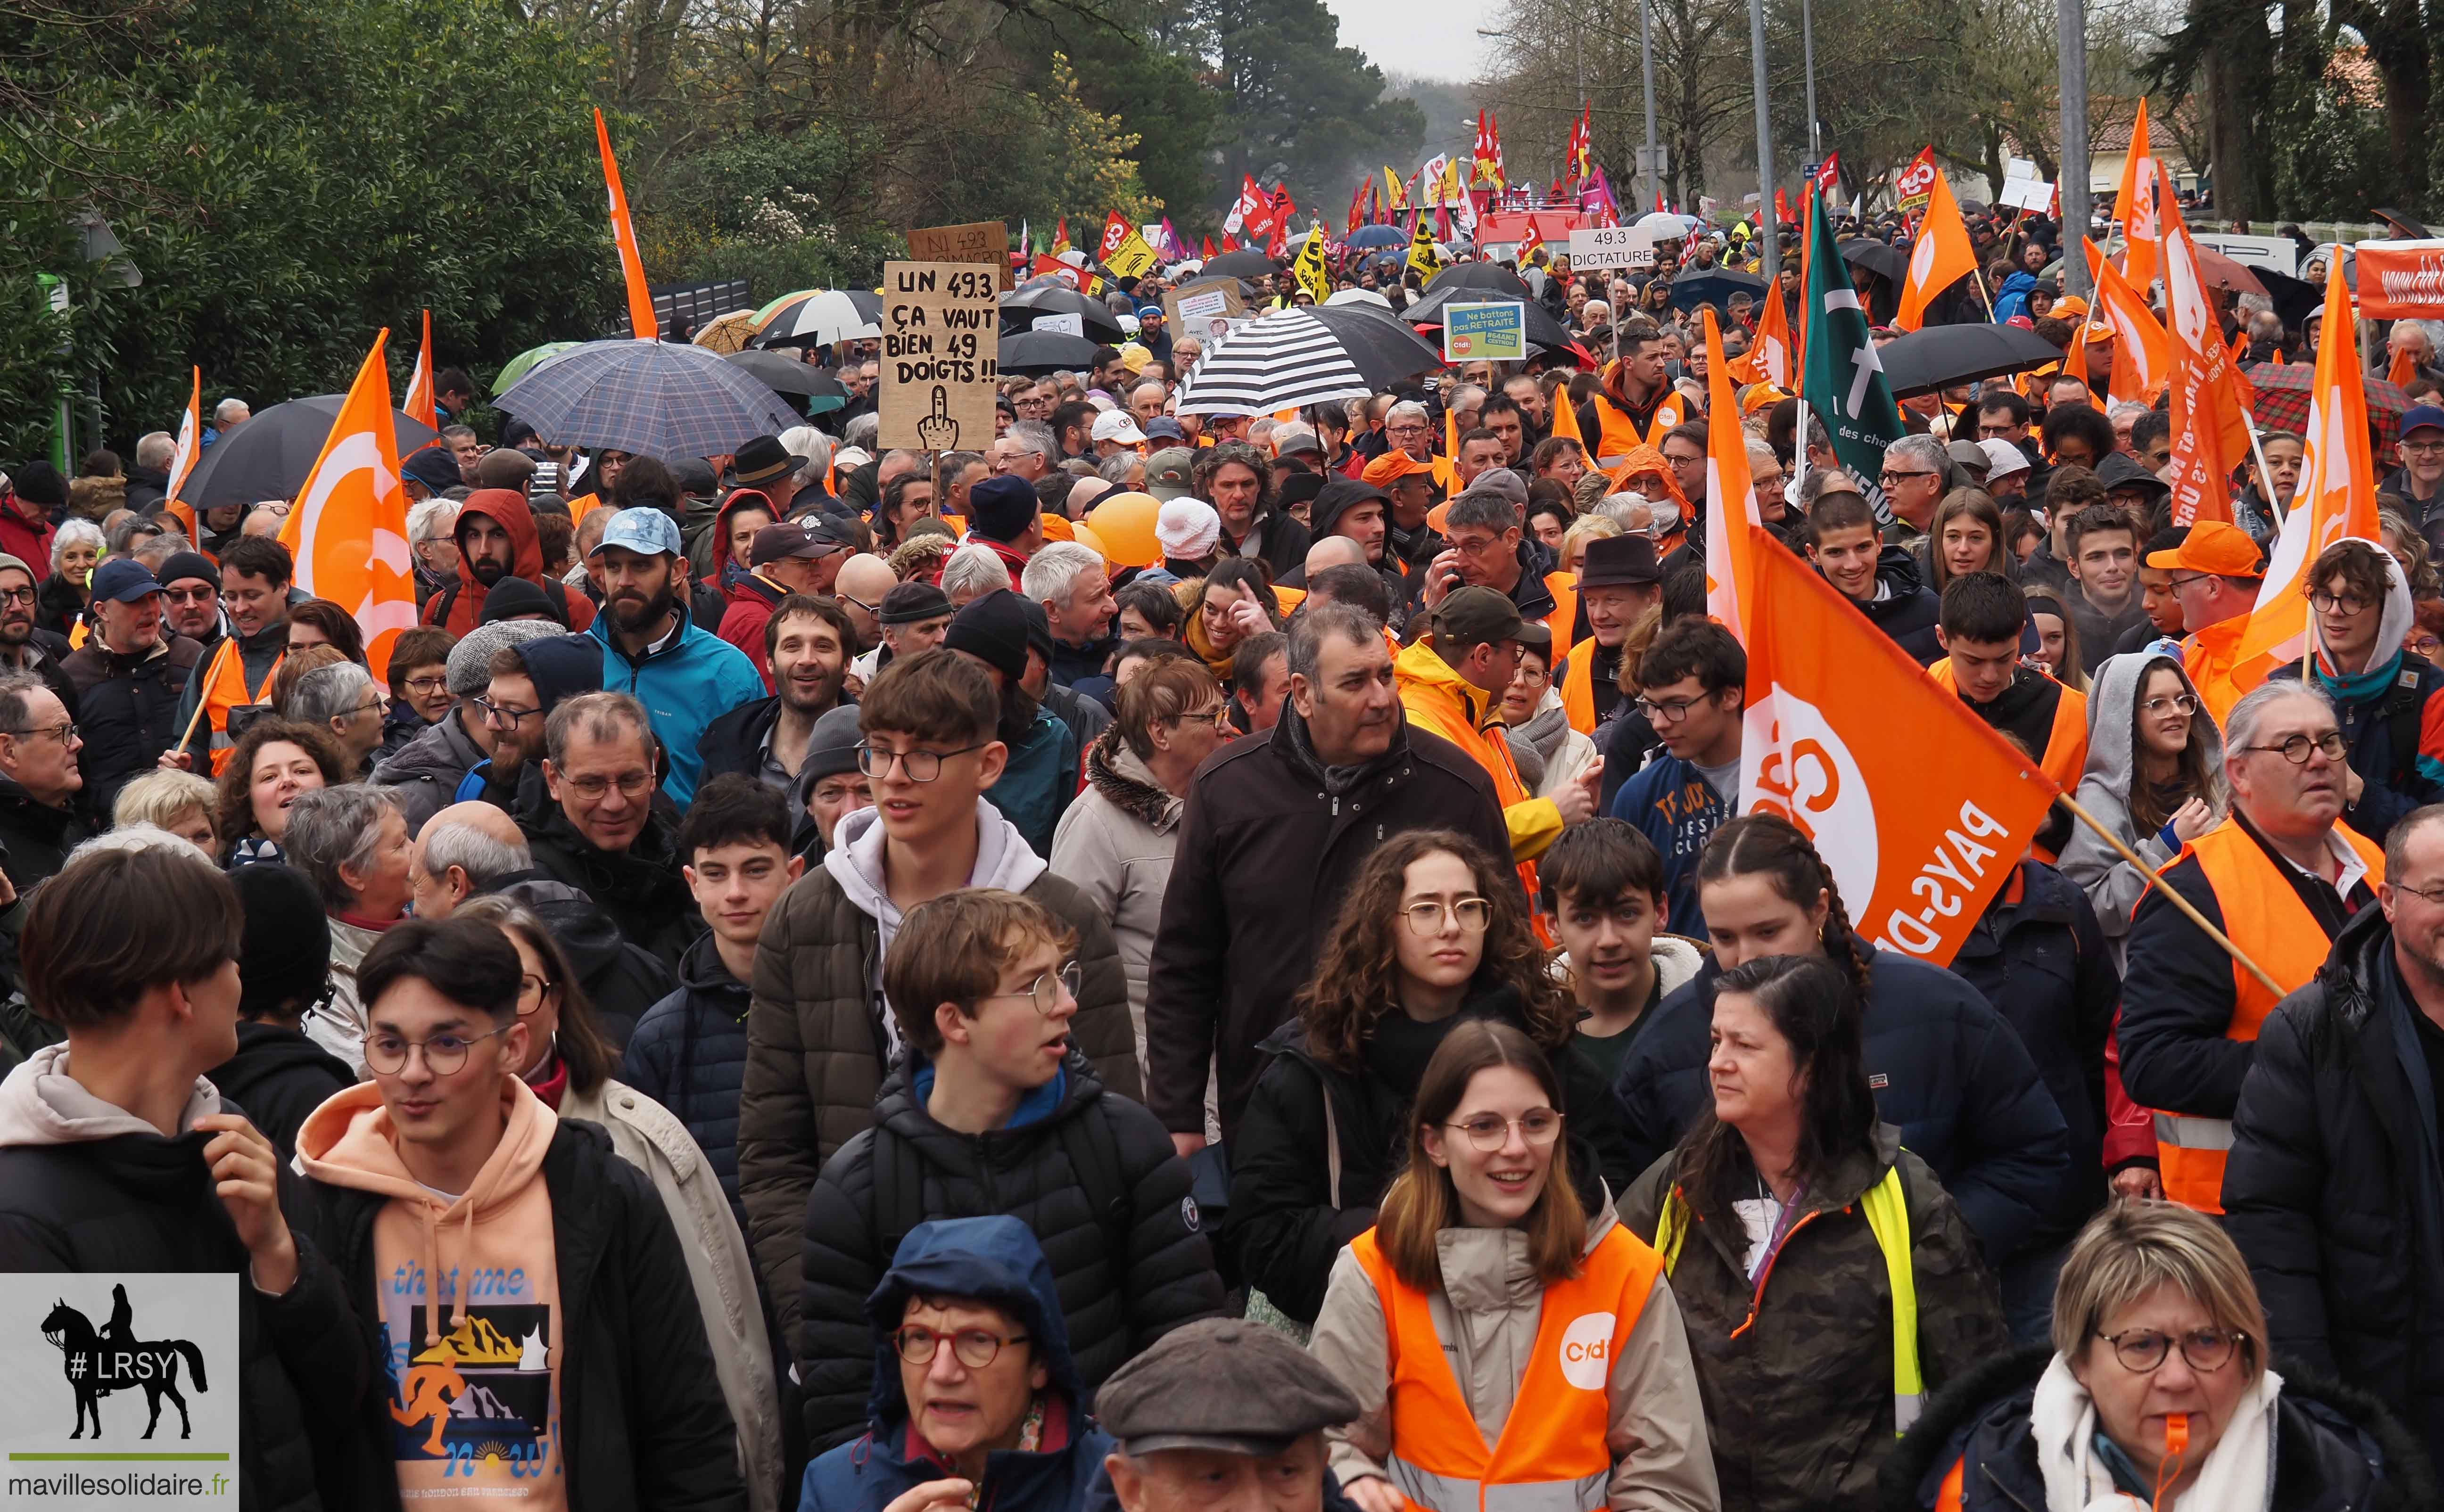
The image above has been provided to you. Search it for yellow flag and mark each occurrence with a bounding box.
[1407,215,1445,279]
[1292,232,1331,303]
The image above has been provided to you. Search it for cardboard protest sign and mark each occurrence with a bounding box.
[1568,224,1657,270]
[1031,312,1084,337]
[1165,279,1245,341]
[907,221,1013,292]
[878,261,1000,452]
[1442,302,1528,362]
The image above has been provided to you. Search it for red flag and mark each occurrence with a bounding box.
[1740,528,2061,967]
[1224,175,1261,237]
[1051,217,1071,255]
[1435,202,1453,243]
[1811,153,1842,197]
[594,108,658,341]
[1896,145,1939,217]
[403,309,437,429]
[1201,236,1216,260]
[1346,182,1366,237]
[278,332,421,679]
[1775,186,1793,226]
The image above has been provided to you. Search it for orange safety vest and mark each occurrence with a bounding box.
[2182,615,2255,729]
[1349,1224,1659,1512]
[1558,636,1612,736]
[2152,817,2385,1213]
[1273,584,1308,617]
[1924,659,2089,861]
[1541,572,1577,641]
[1587,394,1648,469]
[201,641,281,776]
[1394,640,1553,917]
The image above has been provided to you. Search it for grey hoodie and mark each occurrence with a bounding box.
[0,1043,221,1148]
[823,797,1046,1054]
[2056,651,2225,951]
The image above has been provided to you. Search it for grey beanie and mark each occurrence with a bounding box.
[444,617,563,697]
[800,702,867,782]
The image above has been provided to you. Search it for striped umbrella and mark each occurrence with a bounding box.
[1174,308,1375,417]
[493,339,802,460]
[755,288,883,348]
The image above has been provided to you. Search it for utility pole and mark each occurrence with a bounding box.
[1800,0,1821,159]
[1639,0,1661,211]
[2057,0,2091,296]
[1748,0,1779,280]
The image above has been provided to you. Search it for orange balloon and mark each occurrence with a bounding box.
[1085,492,1163,568]
[1070,522,1109,562]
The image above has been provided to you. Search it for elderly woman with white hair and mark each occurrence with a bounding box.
[36,517,102,637]
[1883,1200,2434,1511]
[280,781,415,1073]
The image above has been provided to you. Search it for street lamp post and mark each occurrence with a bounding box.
[1748,0,1779,281]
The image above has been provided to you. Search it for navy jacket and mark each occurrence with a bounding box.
[1611,944,2077,1264]
[623,931,754,1230]
[2271,655,2444,845]
[1604,751,1729,943]
[1946,861,2119,1219]
[797,1216,1114,1512]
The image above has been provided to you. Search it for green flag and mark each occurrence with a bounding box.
[1799,183,1906,525]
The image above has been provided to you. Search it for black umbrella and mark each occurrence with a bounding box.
[998,329,1104,376]
[1424,263,1536,299]
[724,349,850,403]
[2254,266,2322,335]
[1000,286,1127,345]
[2374,208,2432,239]
[1840,238,1909,284]
[1304,304,1445,386]
[175,395,440,511]
[1202,249,1281,280]
[1666,268,1769,312]
[1876,322,2064,398]
[1401,288,1579,360]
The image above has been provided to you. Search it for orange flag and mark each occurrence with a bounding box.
[278,332,421,681]
[1897,170,1978,331]
[2236,254,2379,673]
[2390,340,2421,390]
[161,366,202,538]
[595,107,659,341]
[1549,381,1585,447]
[2084,241,2170,403]
[1747,279,1793,387]
[1700,311,1762,641]
[403,309,437,429]
[2112,100,2163,293]
[1738,525,2061,967]
[2161,215,2259,528]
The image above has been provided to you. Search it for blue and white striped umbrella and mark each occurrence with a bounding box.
[1173,308,1374,418]
[493,338,802,460]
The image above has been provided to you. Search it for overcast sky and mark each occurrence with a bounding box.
[1322,0,1485,83]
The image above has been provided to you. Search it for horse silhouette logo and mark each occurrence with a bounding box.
[39,1284,209,1439]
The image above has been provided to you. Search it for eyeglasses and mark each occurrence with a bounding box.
[351,697,386,719]
[473,696,541,726]
[162,586,217,605]
[2401,438,2444,457]
[2138,693,2198,716]
[858,741,989,782]
[4,720,76,744]
[1879,469,1939,485]
[0,587,34,607]
[402,675,450,696]
[363,1022,512,1076]
[1404,897,1492,934]
[517,974,553,1014]
[891,1325,1029,1370]
[1170,703,1233,731]
[2392,879,2444,906]
[562,770,653,801]
[1444,1109,1565,1151]
[1635,693,1713,723]
[2309,591,2374,615]
[981,961,1083,1016]
[2240,731,2348,764]
[2095,1326,2243,1375]
[2162,573,2214,592]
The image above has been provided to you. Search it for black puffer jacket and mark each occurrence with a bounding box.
[622,931,753,1227]
[1844,545,1943,667]
[205,1022,353,1163]
[0,774,92,892]
[1880,1343,2439,1512]
[516,797,698,972]
[2227,901,2444,1470]
[482,870,677,1048]
[796,1053,1223,1450]
[1222,982,1637,1324]
[59,631,204,814]
[295,1118,744,1512]
[369,708,488,835]
[0,1112,369,1512]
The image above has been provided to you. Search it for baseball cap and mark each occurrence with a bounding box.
[2147,518,2264,576]
[1430,584,1551,650]
[749,518,851,567]
[1361,451,1438,488]
[590,506,683,559]
[1145,447,1198,501]
[1979,439,2032,479]
[2402,404,2444,441]
[1144,418,1188,444]
[1092,411,1148,446]
[89,558,162,603]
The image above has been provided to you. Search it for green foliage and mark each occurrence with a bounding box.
[1209,0,1426,214]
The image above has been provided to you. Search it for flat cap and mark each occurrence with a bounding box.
[1093,1317,1361,1457]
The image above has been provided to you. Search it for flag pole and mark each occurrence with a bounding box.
[2056,792,2284,996]
[173,637,233,765]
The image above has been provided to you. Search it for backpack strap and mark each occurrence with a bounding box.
[429,581,459,627]
[2385,668,2425,789]
[1057,1107,1135,1263]
[872,1122,926,1266]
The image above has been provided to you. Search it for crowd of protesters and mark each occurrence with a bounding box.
[2,200,2444,1512]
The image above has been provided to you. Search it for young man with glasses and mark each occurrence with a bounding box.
[2267,537,2444,843]
[789,888,1220,1452]
[518,690,694,970]
[292,913,745,1508]
[62,556,205,814]
[2121,681,2386,1217]
[739,647,1143,1371]
[1604,621,1744,943]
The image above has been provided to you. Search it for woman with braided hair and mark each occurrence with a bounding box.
[1610,814,2081,1317]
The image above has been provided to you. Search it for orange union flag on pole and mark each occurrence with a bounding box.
[1738,533,2060,964]
[279,332,420,680]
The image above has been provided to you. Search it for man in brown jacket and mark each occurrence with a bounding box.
[735,646,1139,1344]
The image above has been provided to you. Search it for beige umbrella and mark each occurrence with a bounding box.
[692,309,760,355]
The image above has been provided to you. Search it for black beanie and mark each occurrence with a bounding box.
[13,460,66,509]
[231,863,332,1019]
[157,550,221,591]
[966,475,1038,543]
[941,588,1034,683]
[480,575,566,627]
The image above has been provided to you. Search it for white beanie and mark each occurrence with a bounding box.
[1154,497,1222,560]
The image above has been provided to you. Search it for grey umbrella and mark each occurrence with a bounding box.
[175,396,440,511]
[493,339,802,460]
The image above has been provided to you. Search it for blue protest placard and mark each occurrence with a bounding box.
[1441,302,1528,362]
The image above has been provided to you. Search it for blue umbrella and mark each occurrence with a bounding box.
[493,339,802,460]
[1346,224,1406,250]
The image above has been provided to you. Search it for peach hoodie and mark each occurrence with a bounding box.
[297,1077,567,1505]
